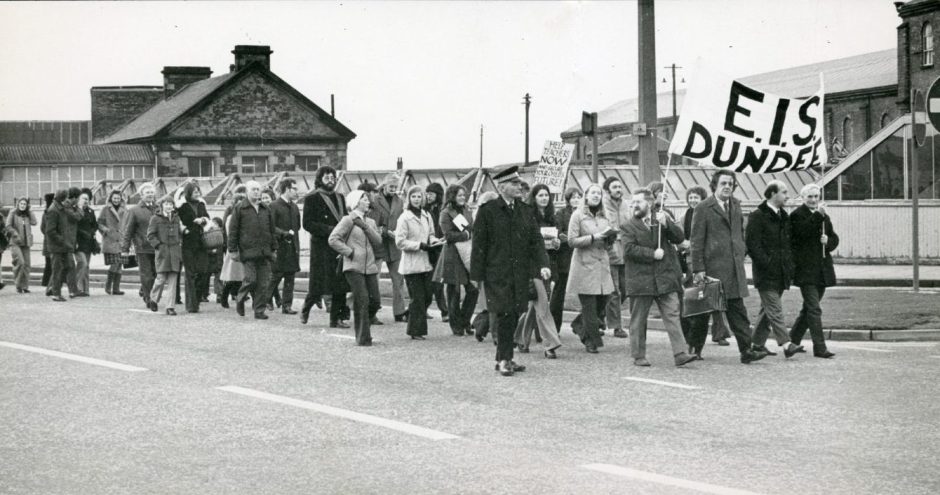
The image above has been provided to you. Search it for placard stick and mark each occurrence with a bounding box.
[657,155,675,250]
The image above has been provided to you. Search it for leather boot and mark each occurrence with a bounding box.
[104,273,114,294]
[112,273,125,295]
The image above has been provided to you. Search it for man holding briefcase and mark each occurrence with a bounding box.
[688,170,768,364]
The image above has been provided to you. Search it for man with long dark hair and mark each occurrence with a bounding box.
[300,166,350,327]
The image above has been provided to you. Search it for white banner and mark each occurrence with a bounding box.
[533,140,575,193]
[668,70,827,173]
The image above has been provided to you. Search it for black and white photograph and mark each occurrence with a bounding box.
[1,1,939,493]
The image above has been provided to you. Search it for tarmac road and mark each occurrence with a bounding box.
[1,291,938,494]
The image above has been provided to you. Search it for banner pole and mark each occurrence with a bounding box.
[657,154,674,250]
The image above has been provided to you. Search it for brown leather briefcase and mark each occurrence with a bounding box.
[682,279,727,317]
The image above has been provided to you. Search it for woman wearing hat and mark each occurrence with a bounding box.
[395,185,443,339]
[329,189,384,346]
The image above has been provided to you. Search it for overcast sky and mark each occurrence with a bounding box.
[0,0,898,170]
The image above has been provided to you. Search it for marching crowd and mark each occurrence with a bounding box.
[0,165,840,376]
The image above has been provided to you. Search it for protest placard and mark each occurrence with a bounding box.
[533,140,575,193]
[668,70,827,173]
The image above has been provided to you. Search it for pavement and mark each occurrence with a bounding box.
[1,291,940,494]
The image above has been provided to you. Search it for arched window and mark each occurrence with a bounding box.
[924,23,934,66]
[880,112,891,129]
[842,116,853,151]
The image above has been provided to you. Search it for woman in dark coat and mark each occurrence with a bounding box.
[176,183,211,313]
[549,187,581,331]
[74,188,99,296]
[424,182,448,321]
[432,184,479,336]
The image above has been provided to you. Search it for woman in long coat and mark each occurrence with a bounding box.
[549,187,581,332]
[176,183,211,313]
[98,190,127,295]
[396,185,440,339]
[147,198,183,315]
[74,189,99,296]
[566,183,616,353]
[514,184,563,358]
[432,184,478,336]
[5,197,37,293]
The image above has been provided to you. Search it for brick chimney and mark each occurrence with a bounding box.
[232,45,272,71]
[161,66,213,99]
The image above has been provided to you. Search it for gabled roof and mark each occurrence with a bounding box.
[99,63,355,144]
[0,144,153,164]
[565,49,897,133]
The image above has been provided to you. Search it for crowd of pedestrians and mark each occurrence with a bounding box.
[0,166,841,375]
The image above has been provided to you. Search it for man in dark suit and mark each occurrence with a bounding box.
[300,166,349,327]
[688,170,768,364]
[746,180,803,358]
[228,180,278,320]
[788,184,838,358]
[471,166,550,376]
[269,178,302,315]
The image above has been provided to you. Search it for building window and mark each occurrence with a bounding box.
[842,116,853,151]
[924,23,934,67]
[241,156,268,174]
[187,157,213,177]
[295,155,321,172]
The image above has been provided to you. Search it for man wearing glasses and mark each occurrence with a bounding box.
[269,178,302,314]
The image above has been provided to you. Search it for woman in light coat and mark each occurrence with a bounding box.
[395,185,442,339]
[329,189,384,346]
[98,190,127,295]
[566,183,617,353]
[5,197,37,293]
[432,184,479,336]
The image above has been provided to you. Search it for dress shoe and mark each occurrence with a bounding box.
[544,349,557,359]
[613,329,628,338]
[21,288,31,294]
[330,320,350,329]
[112,289,124,295]
[357,341,373,347]
[634,358,651,367]
[148,300,159,312]
[254,313,269,320]
[300,311,309,324]
[441,314,449,323]
[220,299,230,309]
[585,345,599,354]
[814,350,836,359]
[783,343,804,358]
[166,308,177,316]
[753,345,777,356]
[465,328,475,337]
[715,338,730,346]
[282,308,298,315]
[508,361,526,372]
[236,301,245,317]
[475,333,484,343]
[411,335,426,340]
[370,316,384,325]
[497,360,514,376]
[741,349,769,364]
[674,352,697,367]
[51,295,67,302]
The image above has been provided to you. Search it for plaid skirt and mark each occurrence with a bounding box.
[104,252,123,265]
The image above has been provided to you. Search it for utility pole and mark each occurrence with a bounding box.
[523,93,532,165]
[663,63,682,121]
[479,125,484,169]
[637,0,661,187]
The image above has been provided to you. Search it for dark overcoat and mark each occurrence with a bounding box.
[270,197,302,273]
[470,197,549,314]
[76,207,99,255]
[789,204,839,287]
[432,205,473,285]
[367,193,403,263]
[303,190,348,295]
[623,215,685,297]
[44,200,81,254]
[177,200,210,273]
[689,195,749,300]
[745,201,794,291]
[147,213,182,273]
[227,200,277,261]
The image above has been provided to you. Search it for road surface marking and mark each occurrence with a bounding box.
[929,355,940,359]
[327,333,356,340]
[583,464,765,495]
[217,385,459,441]
[128,309,159,314]
[829,344,894,353]
[624,377,701,390]
[0,341,148,372]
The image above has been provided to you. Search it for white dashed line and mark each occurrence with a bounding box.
[624,377,701,390]
[828,344,894,353]
[0,341,148,372]
[326,333,356,340]
[583,464,766,495]
[217,385,460,441]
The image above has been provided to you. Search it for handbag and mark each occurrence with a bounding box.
[122,253,139,269]
[202,228,225,250]
[682,279,727,317]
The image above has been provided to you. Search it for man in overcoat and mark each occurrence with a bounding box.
[471,166,550,376]
[788,184,838,358]
[623,188,697,367]
[368,172,409,320]
[44,188,82,301]
[688,170,768,364]
[269,178,302,315]
[746,180,802,358]
[300,166,349,327]
[228,181,278,319]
